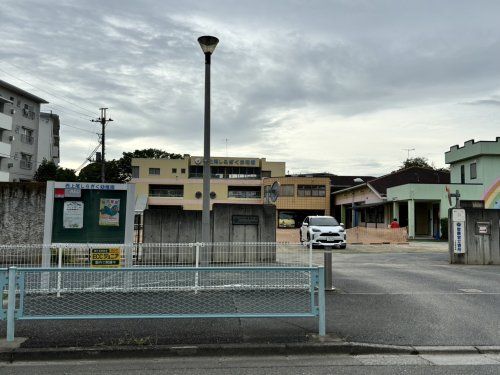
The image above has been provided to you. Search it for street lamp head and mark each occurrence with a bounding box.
[198,35,219,54]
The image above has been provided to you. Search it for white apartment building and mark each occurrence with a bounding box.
[0,80,59,182]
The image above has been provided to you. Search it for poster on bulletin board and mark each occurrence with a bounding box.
[63,201,84,229]
[99,198,120,226]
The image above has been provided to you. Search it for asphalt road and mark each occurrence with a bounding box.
[1,353,499,374]
[327,251,500,346]
[0,248,498,348]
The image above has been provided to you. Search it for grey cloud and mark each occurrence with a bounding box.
[1,0,499,174]
[462,99,500,106]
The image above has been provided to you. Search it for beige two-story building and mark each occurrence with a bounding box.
[131,156,285,211]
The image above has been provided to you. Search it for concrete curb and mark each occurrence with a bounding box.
[2,341,497,362]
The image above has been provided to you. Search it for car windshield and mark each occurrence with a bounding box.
[309,217,339,226]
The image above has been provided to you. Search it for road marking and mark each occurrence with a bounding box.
[420,354,500,365]
[458,288,483,293]
[341,292,500,295]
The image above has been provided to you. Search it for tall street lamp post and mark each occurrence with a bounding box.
[198,35,219,262]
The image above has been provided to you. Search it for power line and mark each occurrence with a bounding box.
[0,67,96,116]
[43,102,95,120]
[74,142,102,173]
[60,122,98,135]
[2,60,99,111]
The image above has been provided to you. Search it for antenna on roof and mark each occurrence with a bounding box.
[402,148,415,159]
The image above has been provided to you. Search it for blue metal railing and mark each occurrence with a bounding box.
[4,266,325,341]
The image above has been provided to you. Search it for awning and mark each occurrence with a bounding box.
[349,201,386,210]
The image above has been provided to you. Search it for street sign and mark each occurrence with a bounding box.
[476,221,491,235]
[90,248,121,268]
[232,215,259,225]
[452,209,466,254]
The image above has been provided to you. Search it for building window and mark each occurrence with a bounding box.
[149,184,183,197]
[278,212,297,228]
[20,128,34,144]
[470,163,477,180]
[280,184,294,197]
[22,104,35,120]
[262,171,271,177]
[172,168,177,173]
[149,168,160,175]
[297,185,326,197]
[460,165,465,184]
[132,166,139,178]
[181,168,186,174]
[16,99,21,107]
[20,153,32,170]
[228,186,261,198]
[364,206,384,223]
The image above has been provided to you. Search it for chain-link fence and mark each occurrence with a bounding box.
[0,242,314,268]
[3,266,325,341]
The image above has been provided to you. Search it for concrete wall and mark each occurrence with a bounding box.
[0,182,46,244]
[449,208,500,265]
[142,204,276,263]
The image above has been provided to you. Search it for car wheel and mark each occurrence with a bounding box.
[340,244,347,249]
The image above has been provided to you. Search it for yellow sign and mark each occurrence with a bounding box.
[90,248,121,268]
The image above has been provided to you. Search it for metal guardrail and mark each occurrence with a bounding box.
[3,266,325,341]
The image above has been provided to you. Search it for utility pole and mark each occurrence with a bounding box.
[92,108,113,182]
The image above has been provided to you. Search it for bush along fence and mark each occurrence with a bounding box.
[0,242,326,341]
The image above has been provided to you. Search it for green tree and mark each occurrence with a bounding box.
[55,167,77,182]
[33,159,57,181]
[399,157,433,170]
[78,160,124,183]
[34,159,78,182]
[117,149,184,181]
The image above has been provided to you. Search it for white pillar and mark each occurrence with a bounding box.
[408,200,415,239]
[392,201,399,221]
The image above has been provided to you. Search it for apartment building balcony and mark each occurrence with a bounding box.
[0,112,12,131]
[0,170,9,182]
[0,140,11,158]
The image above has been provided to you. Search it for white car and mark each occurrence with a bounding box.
[300,216,346,248]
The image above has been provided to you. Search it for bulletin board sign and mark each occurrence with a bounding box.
[43,181,135,245]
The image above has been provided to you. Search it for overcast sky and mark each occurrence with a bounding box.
[1,0,499,176]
